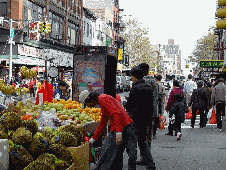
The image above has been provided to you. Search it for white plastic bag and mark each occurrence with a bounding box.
[207,108,212,118]
[163,110,169,126]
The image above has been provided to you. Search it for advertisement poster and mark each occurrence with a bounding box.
[73,56,105,101]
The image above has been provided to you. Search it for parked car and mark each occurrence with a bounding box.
[116,75,127,92]
[125,76,131,90]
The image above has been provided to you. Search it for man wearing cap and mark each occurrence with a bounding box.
[79,90,133,170]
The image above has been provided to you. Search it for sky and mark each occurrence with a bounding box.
[119,0,217,68]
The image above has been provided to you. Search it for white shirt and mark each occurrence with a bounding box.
[183,79,197,93]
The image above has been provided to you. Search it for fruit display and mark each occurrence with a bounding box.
[0,80,15,95]
[15,87,29,96]
[20,66,37,78]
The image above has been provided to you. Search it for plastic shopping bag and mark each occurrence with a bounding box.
[185,107,193,119]
[158,115,166,130]
[196,109,200,115]
[209,107,217,124]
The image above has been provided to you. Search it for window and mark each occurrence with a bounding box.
[87,23,89,37]
[84,21,86,34]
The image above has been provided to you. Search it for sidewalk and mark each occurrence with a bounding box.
[121,127,226,170]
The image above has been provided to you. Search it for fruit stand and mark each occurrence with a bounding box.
[0,96,102,170]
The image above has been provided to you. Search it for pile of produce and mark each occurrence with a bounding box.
[0,80,15,95]
[20,66,37,79]
[0,111,84,169]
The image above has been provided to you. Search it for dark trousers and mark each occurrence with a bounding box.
[30,88,35,97]
[191,107,205,127]
[127,124,156,170]
[216,103,226,128]
[168,118,181,135]
[152,117,159,136]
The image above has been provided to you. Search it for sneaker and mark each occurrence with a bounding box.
[177,132,182,141]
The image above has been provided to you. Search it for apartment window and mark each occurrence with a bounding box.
[49,12,63,41]
[84,21,86,34]
[87,23,89,37]
[93,28,94,38]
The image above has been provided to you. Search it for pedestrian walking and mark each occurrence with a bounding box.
[204,81,213,125]
[29,78,35,98]
[188,80,209,128]
[165,80,183,136]
[169,93,186,141]
[136,63,158,165]
[155,74,166,139]
[183,74,197,104]
[125,66,156,170]
[79,90,133,170]
[211,78,226,129]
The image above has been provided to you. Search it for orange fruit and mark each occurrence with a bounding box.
[52,99,58,103]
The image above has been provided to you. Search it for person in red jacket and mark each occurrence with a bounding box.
[165,80,183,136]
[79,90,133,170]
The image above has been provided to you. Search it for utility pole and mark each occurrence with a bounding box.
[9,19,13,83]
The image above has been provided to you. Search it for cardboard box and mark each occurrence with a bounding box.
[75,161,89,170]
[68,142,89,167]
[0,139,9,170]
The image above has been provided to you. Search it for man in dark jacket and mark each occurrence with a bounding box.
[126,67,156,170]
[188,80,209,128]
[204,81,212,126]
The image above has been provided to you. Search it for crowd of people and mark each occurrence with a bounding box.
[77,63,225,170]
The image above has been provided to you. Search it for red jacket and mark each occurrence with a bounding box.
[166,87,183,112]
[92,94,133,141]
[116,94,121,103]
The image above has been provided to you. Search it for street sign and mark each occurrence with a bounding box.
[118,48,122,60]
[10,28,14,38]
[200,60,223,68]
[0,17,3,24]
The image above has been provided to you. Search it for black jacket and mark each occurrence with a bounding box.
[188,87,208,109]
[126,79,153,127]
[169,102,185,123]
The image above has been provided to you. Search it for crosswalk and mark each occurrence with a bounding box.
[164,115,217,129]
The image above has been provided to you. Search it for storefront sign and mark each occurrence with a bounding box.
[200,60,224,68]
[13,56,45,66]
[18,44,41,58]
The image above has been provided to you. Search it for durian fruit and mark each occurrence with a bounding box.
[54,159,70,170]
[36,153,57,165]
[0,130,8,139]
[58,125,84,146]
[48,144,74,165]
[22,120,38,136]
[1,111,22,131]
[43,126,56,143]
[9,146,33,170]
[53,131,77,147]
[23,160,55,170]
[28,132,52,158]
[12,127,32,146]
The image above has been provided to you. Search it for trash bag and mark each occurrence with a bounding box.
[209,107,217,124]
[158,115,166,130]
[185,107,193,119]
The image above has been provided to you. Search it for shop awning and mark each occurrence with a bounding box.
[31,66,45,72]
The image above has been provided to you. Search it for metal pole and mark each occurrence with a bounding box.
[9,18,13,83]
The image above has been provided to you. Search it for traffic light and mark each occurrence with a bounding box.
[45,22,51,34]
[39,22,44,33]
[185,64,189,68]
[216,0,226,29]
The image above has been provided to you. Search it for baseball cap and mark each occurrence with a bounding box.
[79,90,90,110]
